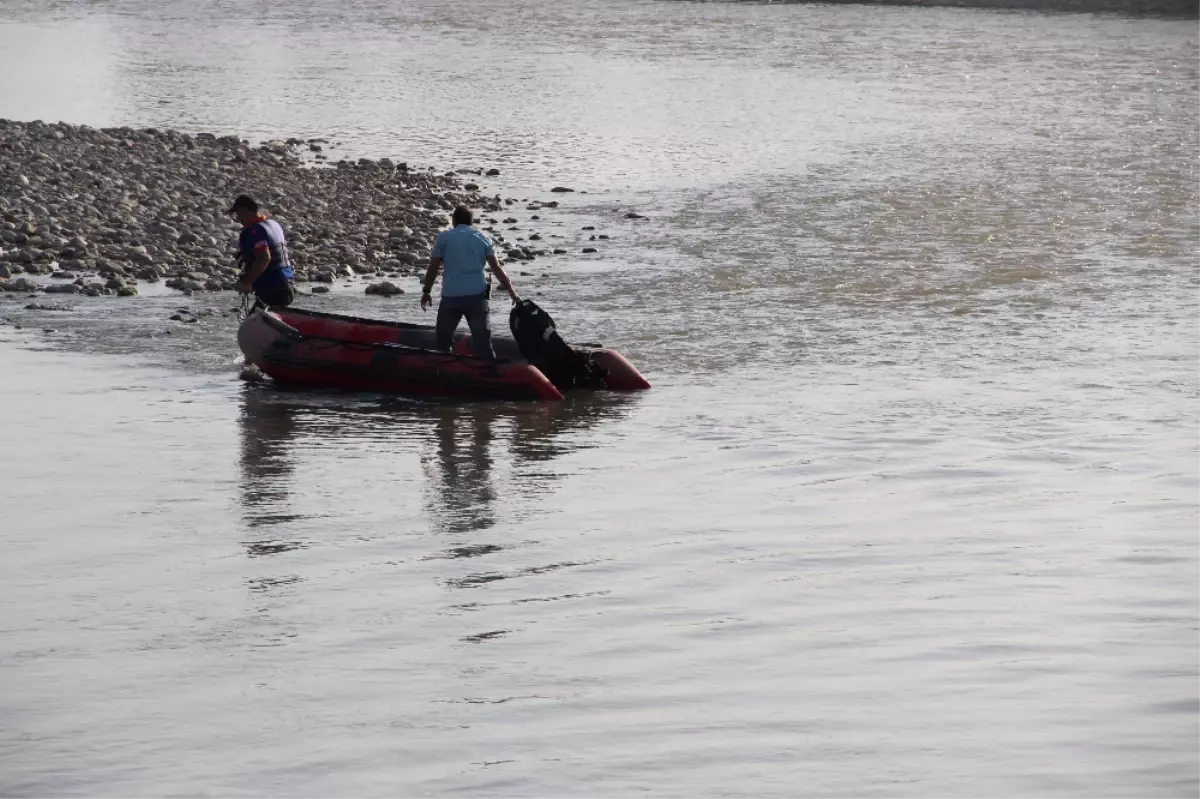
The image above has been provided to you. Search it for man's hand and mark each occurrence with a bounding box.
[421,259,442,312]
[236,279,252,295]
[488,255,519,306]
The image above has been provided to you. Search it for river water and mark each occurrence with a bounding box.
[1,1,1197,796]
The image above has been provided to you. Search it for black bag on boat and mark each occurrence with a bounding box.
[509,299,608,392]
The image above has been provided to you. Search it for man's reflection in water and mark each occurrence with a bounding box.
[239,386,641,548]
[419,394,638,534]
[422,406,498,535]
[238,388,306,554]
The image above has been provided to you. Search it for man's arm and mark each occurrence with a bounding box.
[238,248,271,293]
[487,255,519,302]
[420,257,442,311]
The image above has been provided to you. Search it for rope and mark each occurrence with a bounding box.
[237,293,253,322]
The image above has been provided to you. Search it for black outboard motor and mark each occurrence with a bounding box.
[509,299,608,392]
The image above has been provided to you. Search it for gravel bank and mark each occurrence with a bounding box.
[0,119,533,298]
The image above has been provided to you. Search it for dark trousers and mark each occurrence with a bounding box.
[436,292,495,362]
[255,280,295,308]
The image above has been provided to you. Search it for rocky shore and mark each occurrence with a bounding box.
[0,119,577,299]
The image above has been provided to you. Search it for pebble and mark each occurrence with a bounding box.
[625,212,647,219]
[550,187,575,193]
[582,247,598,254]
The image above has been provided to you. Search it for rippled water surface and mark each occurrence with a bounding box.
[1,1,1197,796]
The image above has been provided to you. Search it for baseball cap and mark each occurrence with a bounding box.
[227,194,259,213]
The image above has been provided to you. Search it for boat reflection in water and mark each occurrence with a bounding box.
[236,385,639,551]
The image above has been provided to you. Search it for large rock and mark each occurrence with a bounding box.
[365,281,404,297]
[96,260,128,276]
[7,277,39,292]
[166,277,207,292]
[44,283,81,294]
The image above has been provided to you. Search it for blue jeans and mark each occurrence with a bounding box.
[436,292,495,362]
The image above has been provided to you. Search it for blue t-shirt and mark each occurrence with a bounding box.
[239,217,295,289]
[430,224,494,298]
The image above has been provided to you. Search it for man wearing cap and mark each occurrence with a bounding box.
[420,205,519,362]
[229,194,296,307]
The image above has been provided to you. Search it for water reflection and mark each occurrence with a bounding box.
[237,386,639,551]
[237,391,308,557]
[422,406,498,535]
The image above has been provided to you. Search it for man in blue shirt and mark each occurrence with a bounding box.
[229,194,296,307]
[421,206,519,362]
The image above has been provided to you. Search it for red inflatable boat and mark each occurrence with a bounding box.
[237,306,650,401]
